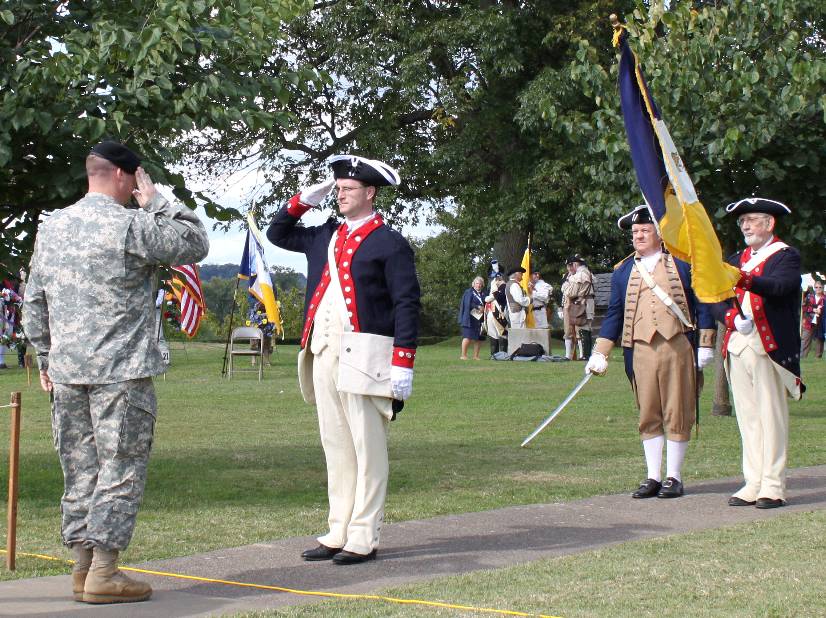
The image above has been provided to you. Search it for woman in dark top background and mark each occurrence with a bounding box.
[458,276,486,360]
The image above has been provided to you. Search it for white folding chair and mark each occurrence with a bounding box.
[228,326,264,381]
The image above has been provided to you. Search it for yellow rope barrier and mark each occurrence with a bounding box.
[1,549,562,618]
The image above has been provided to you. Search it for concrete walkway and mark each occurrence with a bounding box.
[3,465,826,617]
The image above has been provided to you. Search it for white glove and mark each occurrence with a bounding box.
[298,178,336,207]
[697,347,714,369]
[585,352,608,376]
[390,366,414,401]
[734,315,754,335]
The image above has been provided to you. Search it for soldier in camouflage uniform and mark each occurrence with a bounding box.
[23,141,209,604]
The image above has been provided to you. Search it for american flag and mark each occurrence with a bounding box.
[170,264,206,337]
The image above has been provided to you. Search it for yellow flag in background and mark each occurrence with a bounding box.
[520,240,535,328]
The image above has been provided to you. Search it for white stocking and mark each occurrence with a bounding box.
[642,435,664,481]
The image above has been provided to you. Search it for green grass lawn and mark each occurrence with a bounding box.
[1,339,824,588]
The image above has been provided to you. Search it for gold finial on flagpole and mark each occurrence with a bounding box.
[610,13,625,47]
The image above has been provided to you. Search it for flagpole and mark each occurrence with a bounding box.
[221,276,241,378]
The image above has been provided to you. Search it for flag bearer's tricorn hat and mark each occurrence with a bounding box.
[329,155,401,187]
[618,205,654,230]
[89,141,141,174]
[725,198,791,218]
[506,266,526,277]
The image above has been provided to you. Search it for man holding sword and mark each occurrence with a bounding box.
[584,206,716,499]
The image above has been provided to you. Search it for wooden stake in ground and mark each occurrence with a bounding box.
[6,391,21,571]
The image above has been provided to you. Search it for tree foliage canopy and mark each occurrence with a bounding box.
[191,0,824,272]
[518,0,825,265]
[1,0,314,267]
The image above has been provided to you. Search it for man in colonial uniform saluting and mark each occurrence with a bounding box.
[715,198,803,509]
[586,206,716,499]
[267,155,420,564]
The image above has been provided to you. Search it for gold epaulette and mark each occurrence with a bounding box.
[613,252,635,271]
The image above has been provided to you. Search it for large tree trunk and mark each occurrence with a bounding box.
[493,228,528,274]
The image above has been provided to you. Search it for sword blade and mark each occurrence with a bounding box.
[521,372,593,447]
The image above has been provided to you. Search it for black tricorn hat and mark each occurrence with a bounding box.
[617,205,655,230]
[329,154,401,187]
[725,197,791,218]
[89,141,141,174]
[506,266,526,277]
[566,254,585,265]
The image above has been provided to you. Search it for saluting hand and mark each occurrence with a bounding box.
[299,178,336,207]
[133,167,158,209]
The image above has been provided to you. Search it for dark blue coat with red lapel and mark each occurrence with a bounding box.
[711,238,802,379]
[598,253,715,380]
[267,195,420,367]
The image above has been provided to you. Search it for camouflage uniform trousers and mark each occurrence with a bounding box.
[51,378,157,551]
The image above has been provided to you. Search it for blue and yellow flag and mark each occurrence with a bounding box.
[239,213,283,336]
[614,25,739,303]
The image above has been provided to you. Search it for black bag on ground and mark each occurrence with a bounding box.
[509,342,545,359]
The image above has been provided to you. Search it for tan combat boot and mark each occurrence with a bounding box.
[83,548,152,604]
[70,544,93,602]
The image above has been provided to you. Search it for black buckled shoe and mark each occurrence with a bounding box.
[728,496,757,507]
[632,478,662,499]
[301,544,342,561]
[332,549,377,565]
[657,477,684,498]
[755,497,785,509]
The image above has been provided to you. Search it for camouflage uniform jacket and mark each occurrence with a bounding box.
[23,192,209,384]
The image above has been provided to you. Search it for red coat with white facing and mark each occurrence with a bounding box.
[267,194,420,368]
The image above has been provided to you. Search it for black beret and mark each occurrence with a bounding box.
[90,141,141,174]
[329,154,400,187]
[725,197,790,218]
[617,205,655,230]
[506,267,526,277]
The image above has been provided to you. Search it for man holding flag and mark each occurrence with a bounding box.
[715,198,803,509]
[267,154,420,565]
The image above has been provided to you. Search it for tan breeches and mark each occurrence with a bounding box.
[632,333,695,442]
[312,348,390,554]
[727,347,789,501]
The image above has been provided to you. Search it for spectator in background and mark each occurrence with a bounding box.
[485,274,508,356]
[1,271,23,369]
[801,280,824,359]
[561,255,594,359]
[505,267,530,328]
[458,276,486,360]
[528,270,553,328]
